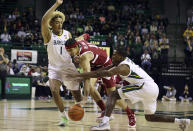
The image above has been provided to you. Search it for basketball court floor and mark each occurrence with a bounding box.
[0,99,192,131]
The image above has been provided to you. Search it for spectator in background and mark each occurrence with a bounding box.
[184,37,193,67]
[159,34,169,64]
[187,15,193,26]
[17,26,26,38]
[141,24,149,34]
[31,66,41,77]
[7,62,14,75]
[143,40,151,53]
[0,30,11,43]
[183,26,193,40]
[132,36,143,64]
[179,84,192,102]
[34,71,51,100]
[0,47,9,98]
[141,50,151,72]
[117,34,127,48]
[106,32,114,58]
[150,22,157,33]
[84,22,93,35]
[162,85,176,101]
[151,40,160,66]
[18,65,28,76]
[8,11,16,22]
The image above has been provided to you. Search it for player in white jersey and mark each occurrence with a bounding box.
[41,0,82,126]
[68,47,190,130]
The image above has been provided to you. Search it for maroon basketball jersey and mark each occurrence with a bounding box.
[78,40,111,69]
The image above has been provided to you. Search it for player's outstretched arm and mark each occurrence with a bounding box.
[41,0,63,43]
[76,64,130,78]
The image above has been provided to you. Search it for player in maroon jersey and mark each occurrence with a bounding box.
[65,38,136,127]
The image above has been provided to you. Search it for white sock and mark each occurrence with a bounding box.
[102,116,110,123]
[60,111,67,118]
[175,118,180,123]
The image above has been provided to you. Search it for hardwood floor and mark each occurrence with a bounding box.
[0,99,192,131]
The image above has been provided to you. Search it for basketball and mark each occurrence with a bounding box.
[68,104,84,121]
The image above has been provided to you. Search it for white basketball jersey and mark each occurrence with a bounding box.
[46,30,73,69]
[119,57,154,85]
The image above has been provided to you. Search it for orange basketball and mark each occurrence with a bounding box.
[68,104,84,121]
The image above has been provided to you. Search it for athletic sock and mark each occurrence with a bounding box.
[102,116,110,123]
[175,118,180,123]
[60,111,68,118]
[96,100,106,111]
[125,106,133,117]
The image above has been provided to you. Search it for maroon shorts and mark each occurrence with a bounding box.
[101,75,116,88]
[94,59,116,88]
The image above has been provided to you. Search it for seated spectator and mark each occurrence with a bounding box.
[12,61,20,74]
[34,71,51,100]
[18,65,28,76]
[8,11,16,22]
[0,30,11,43]
[84,22,93,35]
[117,34,127,48]
[7,62,14,75]
[162,85,177,101]
[179,84,192,102]
[141,24,149,34]
[141,50,151,72]
[31,66,41,77]
[143,40,151,53]
[17,26,26,38]
[150,22,158,34]
[158,21,166,33]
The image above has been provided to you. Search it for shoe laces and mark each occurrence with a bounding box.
[129,114,136,123]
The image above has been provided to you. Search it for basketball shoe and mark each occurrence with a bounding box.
[96,111,114,122]
[91,121,110,130]
[128,112,136,128]
[176,119,190,130]
[57,111,68,126]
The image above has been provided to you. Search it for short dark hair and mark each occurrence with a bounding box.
[116,46,128,57]
[65,38,77,47]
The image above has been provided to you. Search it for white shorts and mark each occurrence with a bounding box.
[48,64,79,91]
[118,82,159,114]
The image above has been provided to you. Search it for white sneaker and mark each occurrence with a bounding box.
[96,115,114,123]
[56,116,68,126]
[178,119,190,130]
[91,122,110,130]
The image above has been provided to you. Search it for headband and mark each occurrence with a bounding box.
[65,42,79,49]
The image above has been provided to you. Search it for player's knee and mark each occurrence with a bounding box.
[145,114,154,121]
[109,90,118,98]
[51,89,60,96]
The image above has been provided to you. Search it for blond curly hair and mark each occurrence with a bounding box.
[48,10,65,28]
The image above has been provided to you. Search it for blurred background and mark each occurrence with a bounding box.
[0,0,192,101]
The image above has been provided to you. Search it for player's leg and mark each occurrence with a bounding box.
[91,90,121,130]
[71,90,82,102]
[143,82,190,130]
[49,79,68,126]
[89,78,106,115]
[49,79,63,112]
[103,76,136,127]
[144,104,190,130]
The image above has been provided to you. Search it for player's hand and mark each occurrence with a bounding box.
[56,0,63,5]
[73,56,80,64]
